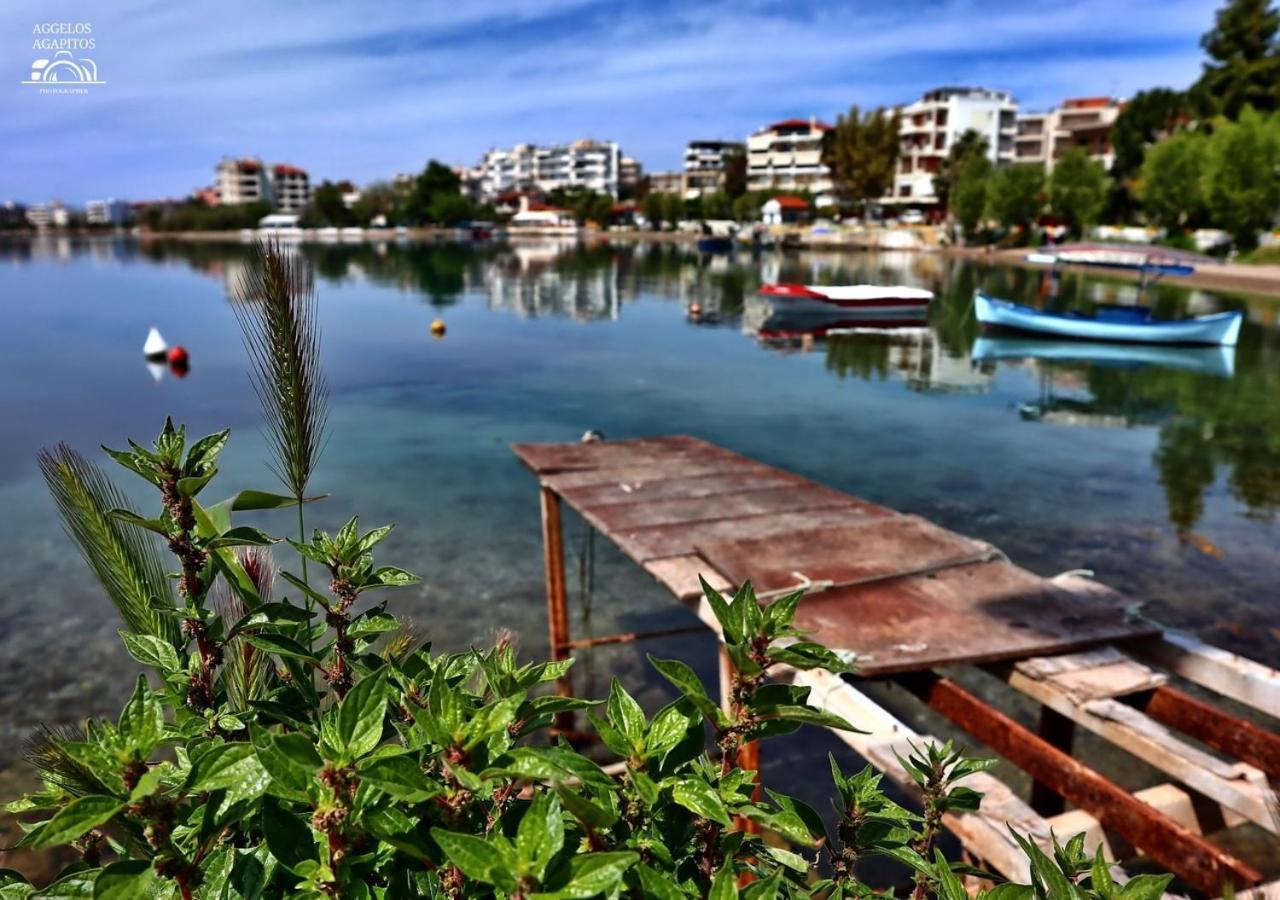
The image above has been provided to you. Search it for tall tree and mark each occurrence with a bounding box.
[933,129,989,212]
[722,149,748,198]
[1110,88,1192,180]
[1138,131,1208,231]
[1049,148,1109,236]
[821,105,901,211]
[401,161,467,225]
[1200,106,1280,249]
[985,163,1045,234]
[1194,0,1280,118]
[951,154,993,241]
[301,181,354,228]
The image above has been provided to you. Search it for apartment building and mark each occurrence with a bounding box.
[214,157,312,210]
[888,87,1018,206]
[619,156,643,197]
[647,171,686,195]
[25,202,70,228]
[474,140,624,199]
[85,198,134,226]
[683,140,744,196]
[1015,97,1123,171]
[271,164,311,212]
[746,118,833,195]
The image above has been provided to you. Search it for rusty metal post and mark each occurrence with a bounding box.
[1138,685,1280,780]
[719,643,762,834]
[540,486,574,730]
[895,672,1262,895]
[1029,706,1074,816]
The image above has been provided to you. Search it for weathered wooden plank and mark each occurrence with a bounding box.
[697,514,997,595]
[512,435,728,475]
[897,672,1263,894]
[1007,657,1280,834]
[612,505,894,563]
[1014,647,1168,703]
[643,555,733,602]
[581,483,859,533]
[542,460,741,490]
[1127,629,1280,720]
[790,561,1157,676]
[1140,685,1280,780]
[559,470,800,509]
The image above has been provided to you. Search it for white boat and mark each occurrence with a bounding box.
[975,293,1242,346]
[759,283,933,315]
[1025,243,1208,276]
[971,337,1235,378]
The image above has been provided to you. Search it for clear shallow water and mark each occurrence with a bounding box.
[0,235,1277,770]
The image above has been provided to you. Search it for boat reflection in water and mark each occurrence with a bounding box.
[971,336,1236,379]
[756,307,929,340]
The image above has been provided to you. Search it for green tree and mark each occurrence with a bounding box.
[821,105,901,212]
[723,148,747,198]
[301,181,354,228]
[642,191,665,229]
[1111,88,1192,180]
[1050,148,1109,236]
[1194,0,1280,119]
[934,129,989,211]
[1139,130,1209,231]
[951,154,993,242]
[661,192,684,226]
[351,181,398,225]
[401,160,467,225]
[1201,106,1280,249]
[985,163,1045,234]
[701,190,732,219]
[427,192,473,226]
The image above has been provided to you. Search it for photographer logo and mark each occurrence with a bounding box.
[22,23,103,92]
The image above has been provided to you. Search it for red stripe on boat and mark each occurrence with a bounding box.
[759,283,828,299]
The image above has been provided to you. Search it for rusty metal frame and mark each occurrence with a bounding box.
[893,671,1263,895]
[1135,685,1280,780]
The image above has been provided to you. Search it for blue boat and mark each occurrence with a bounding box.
[696,236,733,254]
[975,293,1243,347]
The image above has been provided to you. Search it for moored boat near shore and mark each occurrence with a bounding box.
[760,283,933,315]
[1026,242,1215,277]
[975,292,1243,346]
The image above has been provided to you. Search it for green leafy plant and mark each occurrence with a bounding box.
[2,242,1174,899]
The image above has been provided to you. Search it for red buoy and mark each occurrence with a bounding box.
[167,346,189,378]
[689,302,702,317]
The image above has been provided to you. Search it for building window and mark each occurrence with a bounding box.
[899,184,912,197]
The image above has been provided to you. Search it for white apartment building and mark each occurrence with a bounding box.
[214,157,311,210]
[746,118,833,195]
[683,140,744,196]
[1015,97,1123,172]
[888,87,1018,206]
[85,198,133,226]
[475,140,624,199]
[270,164,311,212]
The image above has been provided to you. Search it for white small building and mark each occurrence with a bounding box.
[86,198,133,226]
[509,196,578,233]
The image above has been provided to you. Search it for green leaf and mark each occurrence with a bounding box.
[105,509,168,536]
[533,851,637,899]
[634,865,684,900]
[645,700,699,761]
[229,602,315,635]
[756,704,859,733]
[334,673,387,761]
[91,860,154,900]
[365,566,420,589]
[279,570,332,611]
[346,610,399,640]
[229,489,314,511]
[708,866,738,900]
[605,678,646,748]
[177,471,217,498]
[1090,847,1114,895]
[262,796,317,872]
[31,796,123,849]
[118,631,180,674]
[555,786,618,830]
[31,868,97,897]
[118,675,163,755]
[647,655,725,726]
[185,429,230,472]
[431,830,511,887]
[206,526,279,550]
[189,742,269,797]
[516,794,564,880]
[1117,875,1175,900]
[253,728,322,800]
[356,755,440,802]
[240,632,319,663]
[670,777,731,827]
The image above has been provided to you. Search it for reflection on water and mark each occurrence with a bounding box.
[0,234,1277,769]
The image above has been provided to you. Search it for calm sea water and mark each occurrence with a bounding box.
[0,235,1277,774]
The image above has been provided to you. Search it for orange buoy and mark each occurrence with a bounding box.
[689,302,702,317]
[431,319,446,338]
[167,346,190,378]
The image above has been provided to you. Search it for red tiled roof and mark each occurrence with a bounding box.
[764,118,833,133]
[526,202,570,213]
[274,163,307,176]
[771,195,810,209]
[1063,97,1113,109]
[236,160,261,172]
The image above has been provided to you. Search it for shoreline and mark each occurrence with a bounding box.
[7,228,1280,299]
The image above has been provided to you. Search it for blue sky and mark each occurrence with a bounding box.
[0,0,1220,204]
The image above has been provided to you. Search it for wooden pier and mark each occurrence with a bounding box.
[513,435,1280,897]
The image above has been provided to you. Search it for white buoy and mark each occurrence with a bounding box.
[146,361,165,383]
[143,327,168,360]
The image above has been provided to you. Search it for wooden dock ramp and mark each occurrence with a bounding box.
[513,435,1280,896]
